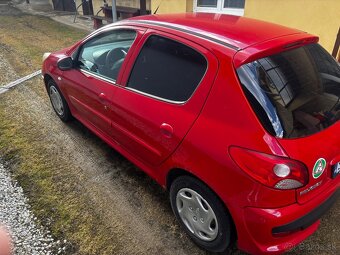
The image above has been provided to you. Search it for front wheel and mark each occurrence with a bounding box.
[47,79,72,122]
[170,176,233,253]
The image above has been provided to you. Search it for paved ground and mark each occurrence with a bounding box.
[13,0,94,31]
[0,2,339,255]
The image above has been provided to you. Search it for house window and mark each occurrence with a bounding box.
[197,0,218,7]
[194,0,245,16]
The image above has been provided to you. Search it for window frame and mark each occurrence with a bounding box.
[193,0,245,16]
[124,33,209,104]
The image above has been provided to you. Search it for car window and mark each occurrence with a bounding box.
[237,43,340,138]
[127,35,207,102]
[78,29,136,81]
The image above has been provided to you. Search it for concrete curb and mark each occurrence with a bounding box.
[0,70,41,95]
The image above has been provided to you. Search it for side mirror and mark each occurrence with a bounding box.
[57,57,74,71]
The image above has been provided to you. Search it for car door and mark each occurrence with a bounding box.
[61,27,144,136]
[109,30,218,166]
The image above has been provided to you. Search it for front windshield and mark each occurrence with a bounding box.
[237,43,340,138]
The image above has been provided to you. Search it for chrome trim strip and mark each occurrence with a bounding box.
[126,87,186,105]
[80,69,189,104]
[122,20,240,51]
[80,69,121,86]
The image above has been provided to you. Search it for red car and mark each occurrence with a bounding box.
[42,13,340,254]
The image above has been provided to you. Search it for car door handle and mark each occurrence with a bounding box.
[98,92,109,102]
[98,92,110,110]
[160,123,173,138]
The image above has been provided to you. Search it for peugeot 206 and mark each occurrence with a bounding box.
[42,13,340,254]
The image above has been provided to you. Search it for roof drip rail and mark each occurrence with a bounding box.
[124,20,239,51]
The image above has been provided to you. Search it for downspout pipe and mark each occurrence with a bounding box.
[112,0,117,22]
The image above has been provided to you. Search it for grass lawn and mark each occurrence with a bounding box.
[0,14,87,76]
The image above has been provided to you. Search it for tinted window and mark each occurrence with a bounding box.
[127,35,207,102]
[78,30,136,81]
[197,0,218,7]
[224,0,245,9]
[237,43,340,138]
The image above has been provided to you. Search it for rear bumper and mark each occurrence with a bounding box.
[236,185,339,255]
[272,189,339,235]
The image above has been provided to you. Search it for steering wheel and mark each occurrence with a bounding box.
[105,47,127,70]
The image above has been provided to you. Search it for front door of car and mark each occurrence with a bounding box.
[109,31,218,166]
[61,28,144,137]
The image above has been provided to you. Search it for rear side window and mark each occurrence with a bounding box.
[237,43,340,138]
[127,35,207,102]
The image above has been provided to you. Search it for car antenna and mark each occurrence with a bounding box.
[153,0,163,14]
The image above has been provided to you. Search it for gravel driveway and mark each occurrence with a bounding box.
[0,4,62,251]
[0,162,64,255]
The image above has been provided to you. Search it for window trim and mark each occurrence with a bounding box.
[80,69,122,87]
[125,34,209,104]
[126,87,187,105]
[125,20,239,50]
[193,0,245,16]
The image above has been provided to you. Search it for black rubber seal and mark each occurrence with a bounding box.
[272,189,339,234]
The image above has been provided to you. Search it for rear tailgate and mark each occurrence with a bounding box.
[277,121,340,204]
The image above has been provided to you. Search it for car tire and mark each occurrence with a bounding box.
[170,176,232,253]
[47,79,72,122]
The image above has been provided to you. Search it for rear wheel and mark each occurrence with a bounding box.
[47,79,72,122]
[170,176,232,253]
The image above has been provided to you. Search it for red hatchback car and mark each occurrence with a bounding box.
[42,13,340,254]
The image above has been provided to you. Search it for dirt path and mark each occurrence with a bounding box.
[0,5,338,255]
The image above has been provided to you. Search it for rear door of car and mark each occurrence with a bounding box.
[108,29,218,166]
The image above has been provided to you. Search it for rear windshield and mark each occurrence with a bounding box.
[237,43,340,138]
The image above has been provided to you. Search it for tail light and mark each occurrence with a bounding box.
[229,147,308,190]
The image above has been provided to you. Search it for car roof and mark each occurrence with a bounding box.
[123,13,306,51]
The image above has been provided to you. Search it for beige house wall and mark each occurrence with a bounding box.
[151,0,190,14]
[147,0,339,54]
[244,0,340,53]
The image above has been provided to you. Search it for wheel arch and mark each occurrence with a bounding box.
[43,74,54,91]
[44,74,73,122]
[166,168,196,191]
[166,167,238,245]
